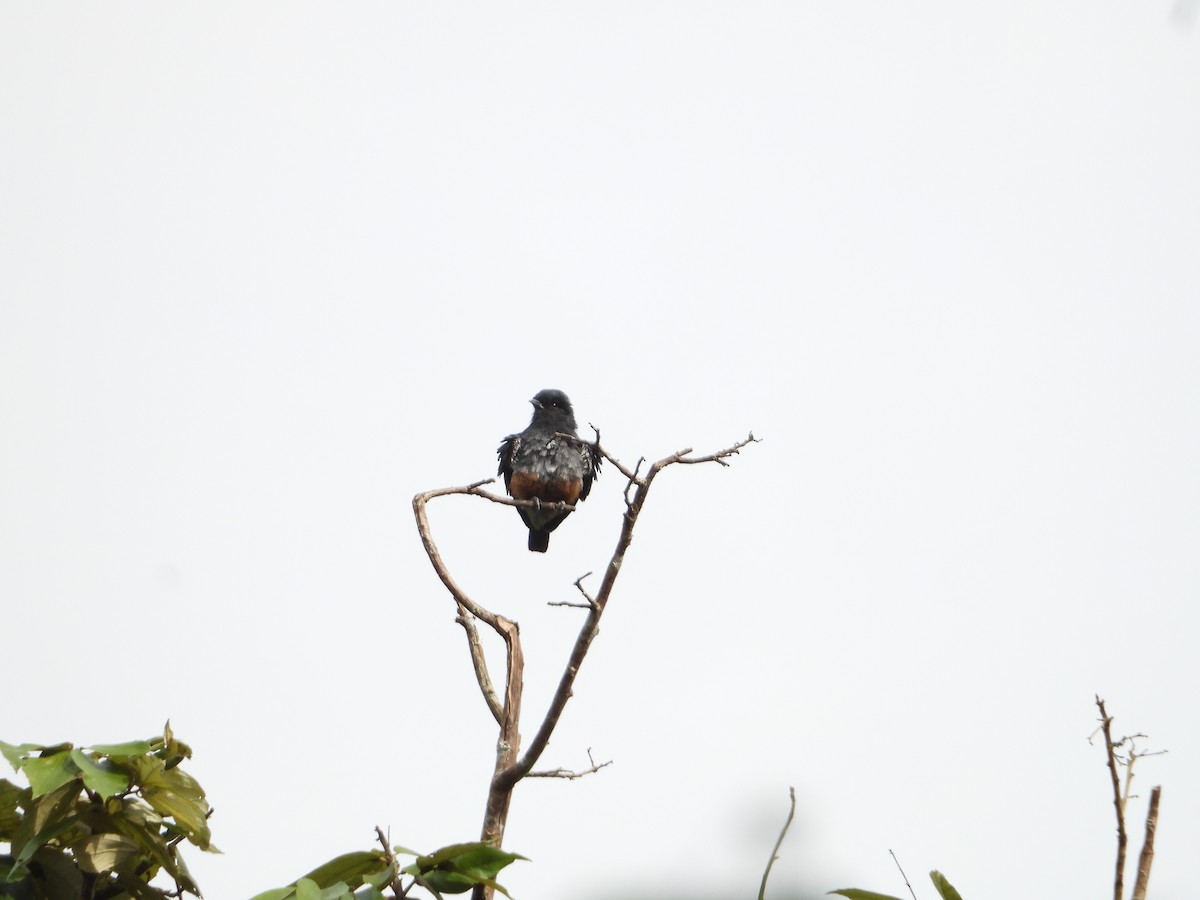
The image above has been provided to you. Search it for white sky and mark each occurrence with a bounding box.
[2,4,1198,899]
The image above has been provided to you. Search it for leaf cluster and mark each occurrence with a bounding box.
[250,842,526,900]
[0,724,215,899]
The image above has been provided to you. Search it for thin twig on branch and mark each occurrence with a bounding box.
[528,748,612,780]
[572,571,597,606]
[757,786,796,900]
[888,849,918,900]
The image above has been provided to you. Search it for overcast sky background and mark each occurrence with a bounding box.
[2,4,1198,899]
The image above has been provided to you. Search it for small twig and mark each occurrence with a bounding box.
[672,432,759,467]
[546,572,597,609]
[1119,737,1168,813]
[374,826,406,899]
[757,786,796,900]
[1096,696,1128,900]
[622,470,640,509]
[596,446,642,484]
[1120,734,1146,811]
[1130,786,1162,900]
[574,571,597,606]
[574,571,594,598]
[588,425,641,483]
[889,849,918,900]
[528,748,612,780]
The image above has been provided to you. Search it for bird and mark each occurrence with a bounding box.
[497,389,601,553]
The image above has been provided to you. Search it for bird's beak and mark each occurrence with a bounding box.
[530,398,543,410]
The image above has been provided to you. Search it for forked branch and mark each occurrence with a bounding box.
[1091,696,1167,900]
[413,432,758,900]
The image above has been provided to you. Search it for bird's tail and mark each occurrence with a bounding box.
[528,530,550,553]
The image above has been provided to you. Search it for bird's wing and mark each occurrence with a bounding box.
[577,439,602,501]
[496,434,521,489]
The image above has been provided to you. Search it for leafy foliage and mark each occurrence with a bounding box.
[251,841,527,900]
[401,843,527,898]
[0,724,215,899]
[248,851,395,900]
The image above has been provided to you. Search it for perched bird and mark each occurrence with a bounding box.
[497,389,601,552]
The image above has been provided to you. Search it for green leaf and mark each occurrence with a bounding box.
[362,865,394,890]
[30,846,83,899]
[140,764,212,849]
[0,780,24,839]
[0,741,43,772]
[102,797,172,872]
[930,870,964,900]
[71,748,131,799]
[295,877,323,900]
[300,851,388,889]
[7,780,80,882]
[402,844,525,898]
[87,741,153,758]
[73,832,141,874]
[417,869,475,894]
[11,781,78,855]
[247,889,295,900]
[452,845,526,881]
[21,750,79,798]
[353,887,386,900]
[170,836,201,895]
[414,842,527,879]
[828,890,907,900]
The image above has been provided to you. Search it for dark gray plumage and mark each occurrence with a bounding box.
[497,389,601,552]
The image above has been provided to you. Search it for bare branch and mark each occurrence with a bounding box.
[457,613,503,725]
[889,849,918,900]
[478,614,523,849]
[1096,695,1128,900]
[414,431,758,900]
[666,432,760,467]
[547,572,597,609]
[416,480,581,515]
[1130,786,1162,900]
[1119,735,1168,809]
[758,786,797,900]
[413,488,508,720]
[507,435,758,787]
[412,488,503,629]
[470,488,580,514]
[590,428,643,483]
[529,749,612,780]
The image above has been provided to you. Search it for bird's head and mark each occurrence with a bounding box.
[529,389,577,427]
